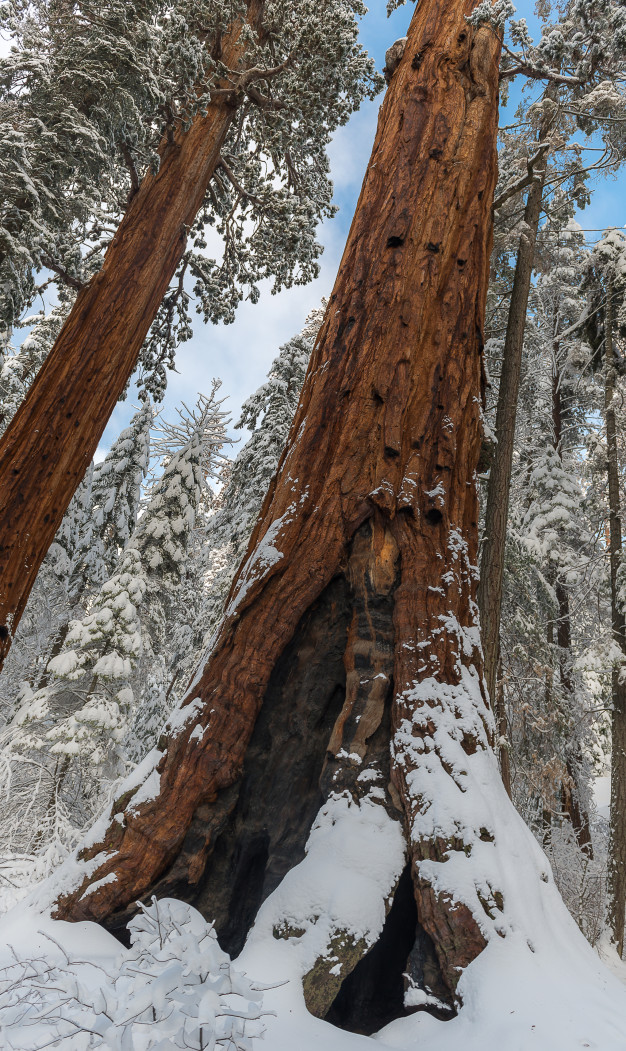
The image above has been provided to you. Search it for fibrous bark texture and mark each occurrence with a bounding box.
[0,1,263,668]
[54,0,502,1005]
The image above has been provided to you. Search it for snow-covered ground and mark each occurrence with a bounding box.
[1,894,626,1051]
[2,786,626,1051]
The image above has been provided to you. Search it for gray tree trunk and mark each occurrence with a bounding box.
[478,133,549,712]
[605,278,626,956]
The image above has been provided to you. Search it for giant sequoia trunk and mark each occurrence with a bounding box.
[53,0,507,1017]
[605,281,626,956]
[0,1,264,669]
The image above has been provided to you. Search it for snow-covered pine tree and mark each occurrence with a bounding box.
[496,216,604,902]
[126,386,231,756]
[0,458,97,717]
[0,303,70,437]
[581,228,626,953]
[480,0,626,710]
[18,6,626,1039]
[0,385,229,854]
[0,403,153,713]
[174,307,324,690]
[74,400,154,591]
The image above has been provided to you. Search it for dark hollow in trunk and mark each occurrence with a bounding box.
[325,863,422,1035]
[101,574,350,944]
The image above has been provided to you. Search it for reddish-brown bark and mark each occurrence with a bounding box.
[0,1,264,667]
[54,0,501,999]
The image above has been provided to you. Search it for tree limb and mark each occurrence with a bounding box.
[492,141,550,212]
[39,256,85,292]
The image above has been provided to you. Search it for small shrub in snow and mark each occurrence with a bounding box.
[0,898,268,1050]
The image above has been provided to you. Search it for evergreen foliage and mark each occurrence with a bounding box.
[175,306,323,690]
[0,384,229,851]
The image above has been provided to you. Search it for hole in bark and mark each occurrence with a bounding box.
[412,51,423,70]
[0,625,8,640]
[325,863,418,1034]
[426,242,440,253]
[425,509,443,525]
[461,732,478,755]
[384,445,400,459]
[386,235,404,249]
[458,31,467,43]
[457,258,467,267]
[372,387,384,405]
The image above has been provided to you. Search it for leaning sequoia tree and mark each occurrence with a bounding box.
[0,0,378,668]
[50,0,592,1030]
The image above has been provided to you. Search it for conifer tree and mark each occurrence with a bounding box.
[184,307,323,678]
[583,229,626,954]
[480,0,626,707]
[76,400,154,590]
[49,0,521,1012]
[0,303,70,437]
[48,12,622,1025]
[0,386,229,851]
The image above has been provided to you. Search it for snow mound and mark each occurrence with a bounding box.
[0,898,267,1050]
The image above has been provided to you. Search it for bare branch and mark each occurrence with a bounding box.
[120,142,140,201]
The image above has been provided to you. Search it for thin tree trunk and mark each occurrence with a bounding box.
[0,1,264,670]
[54,0,504,1007]
[30,756,72,853]
[605,278,626,956]
[478,130,550,704]
[551,364,593,856]
[495,655,512,797]
[35,617,72,691]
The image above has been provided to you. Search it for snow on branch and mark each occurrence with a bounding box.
[0,898,269,1050]
[152,380,232,482]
